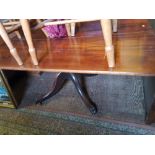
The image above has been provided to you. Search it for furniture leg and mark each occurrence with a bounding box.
[100,19,115,68]
[36,73,67,104]
[65,24,71,36]
[9,19,22,39]
[0,23,23,65]
[36,72,97,114]
[20,19,38,65]
[112,19,118,32]
[14,30,22,39]
[69,73,97,114]
[145,100,155,124]
[36,19,49,37]
[143,76,155,124]
[70,23,76,36]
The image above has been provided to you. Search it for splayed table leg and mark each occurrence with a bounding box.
[36,73,97,114]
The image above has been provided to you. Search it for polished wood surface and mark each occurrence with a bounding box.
[0,19,155,76]
[38,19,115,67]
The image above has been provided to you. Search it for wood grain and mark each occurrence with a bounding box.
[0,19,155,76]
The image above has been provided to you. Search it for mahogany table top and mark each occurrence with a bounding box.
[0,19,155,76]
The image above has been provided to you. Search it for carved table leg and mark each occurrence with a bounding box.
[36,73,67,104]
[69,73,97,114]
[143,76,155,124]
[145,100,155,124]
[36,73,97,114]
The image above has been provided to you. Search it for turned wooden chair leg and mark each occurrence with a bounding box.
[14,30,22,39]
[0,22,23,65]
[20,19,38,65]
[36,19,49,37]
[112,19,117,32]
[9,19,22,39]
[65,23,75,37]
[70,23,76,36]
[65,24,71,36]
[100,19,115,68]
